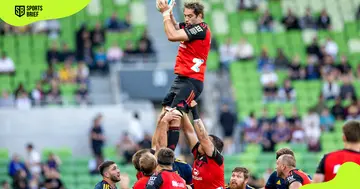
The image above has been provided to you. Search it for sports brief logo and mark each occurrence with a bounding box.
[15,6,25,17]
[15,5,43,18]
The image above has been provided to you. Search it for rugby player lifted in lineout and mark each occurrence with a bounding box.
[153,0,212,152]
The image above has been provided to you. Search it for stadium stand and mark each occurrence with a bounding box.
[1,0,360,188]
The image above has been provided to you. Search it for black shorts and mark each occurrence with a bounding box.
[162,75,203,113]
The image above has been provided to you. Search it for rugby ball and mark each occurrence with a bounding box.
[156,0,174,11]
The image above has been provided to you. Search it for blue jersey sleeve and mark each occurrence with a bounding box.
[265,171,279,189]
[174,159,193,184]
[182,162,193,184]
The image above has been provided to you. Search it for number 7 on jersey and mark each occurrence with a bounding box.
[191,58,204,73]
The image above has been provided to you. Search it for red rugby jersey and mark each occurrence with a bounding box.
[134,175,150,189]
[174,22,211,82]
[316,149,360,182]
[191,142,225,189]
[145,169,186,189]
[286,169,312,187]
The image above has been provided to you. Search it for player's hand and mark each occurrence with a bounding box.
[119,174,130,189]
[190,100,197,108]
[163,110,182,122]
[158,0,175,15]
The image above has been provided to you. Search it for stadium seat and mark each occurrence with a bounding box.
[0,149,9,159]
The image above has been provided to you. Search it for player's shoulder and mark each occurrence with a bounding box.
[94,180,108,189]
[198,22,209,29]
[174,158,188,164]
[246,184,255,189]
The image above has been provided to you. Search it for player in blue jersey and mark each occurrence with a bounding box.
[226,167,254,189]
[94,161,121,189]
[265,148,312,189]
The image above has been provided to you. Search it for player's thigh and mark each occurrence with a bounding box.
[161,77,181,107]
[170,80,201,113]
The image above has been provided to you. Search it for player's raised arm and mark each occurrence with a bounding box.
[158,1,207,42]
[182,113,199,150]
[191,104,215,157]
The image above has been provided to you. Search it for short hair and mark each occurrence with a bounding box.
[232,167,250,180]
[98,161,116,176]
[343,120,360,143]
[139,153,157,175]
[132,149,150,171]
[157,148,175,166]
[279,154,296,168]
[209,134,224,153]
[276,148,294,160]
[26,143,33,149]
[184,2,205,18]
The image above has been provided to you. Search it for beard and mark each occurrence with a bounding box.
[230,182,244,189]
[110,174,121,182]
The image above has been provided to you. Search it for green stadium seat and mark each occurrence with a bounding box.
[245,144,261,155]
[104,146,117,159]
[0,149,9,159]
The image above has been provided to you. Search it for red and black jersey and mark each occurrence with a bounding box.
[134,176,151,189]
[137,172,144,180]
[285,169,311,187]
[316,149,360,182]
[145,169,186,189]
[175,22,211,82]
[191,142,225,189]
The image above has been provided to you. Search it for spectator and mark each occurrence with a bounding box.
[106,12,121,31]
[14,83,27,99]
[124,40,136,55]
[317,9,331,30]
[106,42,124,63]
[244,122,260,144]
[313,94,327,115]
[273,108,287,124]
[346,105,360,121]
[324,37,338,60]
[138,133,152,149]
[12,170,29,189]
[46,80,63,105]
[58,60,77,83]
[75,24,89,60]
[128,112,143,142]
[76,61,89,85]
[46,20,61,39]
[46,42,60,65]
[59,43,74,62]
[116,132,138,164]
[45,153,61,172]
[340,75,356,100]
[0,90,14,107]
[306,37,322,60]
[90,114,105,158]
[31,82,45,106]
[25,143,41,178]
[337,55,352,74]
[219,38,237,71]
[219,104,237,154]
[244,112,258,128]
[93,46,109,74]
[320,108,335,132]
[287,108,301,128]
[274,48,290,70]
[288,55,303,80]
[75,83,90,105]
[91,22,106,47]
[278,79,296,102]
[139,29,154,53]
[42,169,64,189]
[300,7,316,29]
[238,0,259,10]
[257,108,271,128]
[134,40,156,63]
[322,74,340,100]
[281,9,300,30]
[291,126,305,144]
[260,122,274,152]
[261,65,278,102]
[331,97,345,120]
[42,65,58,84]
[8,154,27,178]
[1,180,10,189]
[302,109,321,152]
[272,120,291,144]
[356,64,360,80]
[257,48,273,72]
[304,55,320,80]
[235,38,254,61]
[356,5,360,20]
[120,14,132,31]
[88,155,104,175]
[15,92,31,110]
[258,10,274,32]
[82,40,94,67]
[320,55,336,77]
[0,52,15,74]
